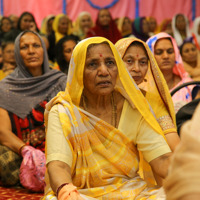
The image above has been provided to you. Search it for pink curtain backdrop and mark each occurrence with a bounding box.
[1,0,199,28]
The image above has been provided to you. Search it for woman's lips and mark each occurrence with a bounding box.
[97,81,111,87]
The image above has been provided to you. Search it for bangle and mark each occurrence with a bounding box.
[18,144,26,156]
[56,183,69,197]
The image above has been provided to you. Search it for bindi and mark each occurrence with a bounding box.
[136,54,139,58]
[99,53,103,57]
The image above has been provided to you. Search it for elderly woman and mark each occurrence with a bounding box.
[48,14,73,62]
[0,31,67,191]
[73,12,93,40]
[43,37,172,200]
[147,32,194,113]
[115,37,180,150]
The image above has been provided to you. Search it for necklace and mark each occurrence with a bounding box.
[82,92,117,127]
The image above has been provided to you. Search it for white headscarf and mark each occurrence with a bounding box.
[172,14,191,46]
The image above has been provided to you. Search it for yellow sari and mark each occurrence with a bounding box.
[43,37,170,199]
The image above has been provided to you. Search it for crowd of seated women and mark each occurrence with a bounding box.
[0,8,200,200]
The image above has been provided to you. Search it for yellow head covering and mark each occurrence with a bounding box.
[47,37,165,137]
[72,11,94,40]
[45,37,170,191]
[115,37,176,133]
[52,13,72,43]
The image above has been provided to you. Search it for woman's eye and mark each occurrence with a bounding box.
[20,46,27,50]
[167,49,174,54]
[140,60,148,65]
[155,50,163,55]
[33,44,41,48]
[88,62,97,68]
[125,59,133,64]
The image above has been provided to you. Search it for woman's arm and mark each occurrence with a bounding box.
[149,152,172,179]
[47,160,72,193]
[165,132,180,152]
[0,108,25,154]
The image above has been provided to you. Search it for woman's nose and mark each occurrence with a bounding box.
[162,51,169,58]
[131,62,140,72]
[98,63,109,76]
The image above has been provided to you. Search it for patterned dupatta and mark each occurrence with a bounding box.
[44,37,165,199]
[147,32,194,111]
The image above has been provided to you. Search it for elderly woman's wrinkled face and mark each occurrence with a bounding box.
[80,14,92,30]
[63,40,76,62]
[154,38,175,72]
[181,42,197,63]
[58,16,68,34]
[19,32,44,70]
[123,44,148,85]
[98,10,111,27]
[84,43,118,96]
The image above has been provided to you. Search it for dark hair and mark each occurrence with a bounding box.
[0,17,13,32]
[1,40,14,51]
[55,35,79,74]
[179,37,196,55]
[17,12,39,32]
[128,41,148,58]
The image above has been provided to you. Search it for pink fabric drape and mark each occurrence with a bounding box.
[1,0,199,28]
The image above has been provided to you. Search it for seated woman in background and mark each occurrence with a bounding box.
[158,19,173,37]
[87,8,122,43]
[147,32,194,113]
[48,14,73,63]
[0,31,67,191]
[179,38,200,81]
[43,37,172,199]
[54,35,79,74]
[115,37,180,151]
[146,16,158,36]
[0,17,13,43]
[40,15,55,37]
[132,17,150,42]
[0,41,16,80]
[171,14,191,47]
[3,12,39,42]
[73,12,93,40]
[117,16,133,38]
[192,16,200,49]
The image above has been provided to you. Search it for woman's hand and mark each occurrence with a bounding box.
[58,183,84,200]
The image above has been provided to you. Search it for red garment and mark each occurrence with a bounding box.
[87,14,122,44]
[11,101,47,152]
